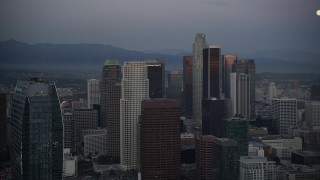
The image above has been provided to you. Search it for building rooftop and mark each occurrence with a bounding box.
[181,133,194,138]
[104,59,119,66]
[293,150,320,157]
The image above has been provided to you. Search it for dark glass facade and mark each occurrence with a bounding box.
[196,135,239,180]
[223,117,248,156]
[167,70,182,100]
[145,60,165,99]
[140,99,181,180]
[10,78,63,180]
[100,60,121,158]
[183,56,193,118]
[0,92,8,162]
[203,46,221,99]
[202,98,230,137]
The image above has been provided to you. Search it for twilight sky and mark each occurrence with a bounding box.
[0,0,319,53]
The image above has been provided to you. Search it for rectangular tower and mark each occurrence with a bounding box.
[87,79,100,108]
[203,45,221,99]
[183,56,193,118]
[202,98,230,137]
[120,61,149,170]
[0,92,8,162]
[230,73,250,119]
[192,33,206,125]
[140,99,181,179]
[167,70,182,100]
[100,60,122,158]
[10,78,63,179]
[271,98,297,135]
[222,54,237,98]
[145,60,165,99]
[234,59,256,120]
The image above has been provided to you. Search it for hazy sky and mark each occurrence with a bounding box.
[1,0,319,53]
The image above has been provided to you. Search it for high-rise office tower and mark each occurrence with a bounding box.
[140,99,181,179]
[222,54,237,98]
[271,98,297,135]
[192,33,206,125]
[183,56,193,118]
[167,70,182,100]
[202,98,230,137]
[196,135,215,179]
[10,78,63,179]
[87,79,100,108]
[0,92,8,162]
[203,45,221,99]
[145,60,165,99]
[120,61,149,170]
[62,107,76,152]
[305,101,320,130]
[239,156,276,180]
[196,135,239,180]
[212,137,239,180]
[230,73,250,119]
[234,59,256,120]
[84,129,108,156]
[268,82,277,101]
[224,117,248,156]
[310,84,320,100]
[73,109,98,143]
[100,60,122,157]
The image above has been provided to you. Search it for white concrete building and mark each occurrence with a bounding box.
[268,82,277,101]
[63,149,77,178]
[271,98,297,135]
[192,33,206,125]
[120,61,149,170]
[230,72,250,119]
[87,79,100,108]
[305,101,320,130]
[240,156,276,180]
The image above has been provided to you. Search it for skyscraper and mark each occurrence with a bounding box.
[73,109,98,143]
[268,82,277,101]
[305,101,320,130]
[145,60,165,99]
[202,98,230,137]
[196,135,239,180]
[120,61,149,170]
[234,59,256,120]
[140,99,181,179]
[100,60,122,158]
[10,78,63,179]
[212,137,239,180]
[203,45,221,99]
[183,55,193,118]
[222,54,237,98]
[224,117,248,156]
[167,70,182,100]
[0,92,8,162]
[87,79,100,108]
[271,98,297,135]
[230,72,250,119]
[192,33,206,125]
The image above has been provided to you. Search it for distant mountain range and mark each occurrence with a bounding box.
[0,40,318,73]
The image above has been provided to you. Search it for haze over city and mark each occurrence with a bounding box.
[1,0,319,53]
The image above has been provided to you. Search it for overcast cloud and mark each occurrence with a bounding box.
[0,0,319,53]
